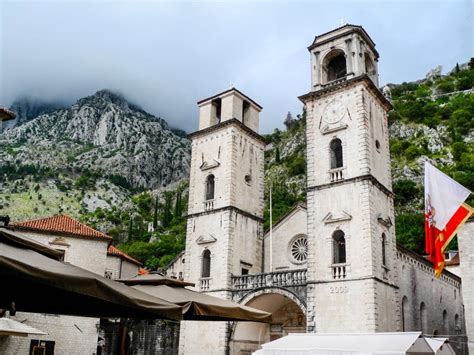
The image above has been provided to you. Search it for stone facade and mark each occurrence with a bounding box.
[458,219,474,353]
[164,250,186,280]
[263,204,307,272]
[105,254,140,280]
[181,89,265,355]
[180,25,470,355]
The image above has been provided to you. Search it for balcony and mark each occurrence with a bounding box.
[199,277,211,291]
[329,167,344,182]
[231,269,307,291]
[331,263,347,279]
[203,199,214,211]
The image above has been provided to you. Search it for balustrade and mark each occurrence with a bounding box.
[203,200,214,211]
[331,263,347,279]
[199,277,211,291]
[329,167,344,182]
[231,269,307,290]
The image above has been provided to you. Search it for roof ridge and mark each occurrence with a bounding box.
[108,245,142,265]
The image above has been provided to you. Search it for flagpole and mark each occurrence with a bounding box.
[269,183,273,273]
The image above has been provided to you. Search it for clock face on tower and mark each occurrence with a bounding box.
[323,100,346,124]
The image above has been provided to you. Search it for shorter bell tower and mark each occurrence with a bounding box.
[180,88,266,355]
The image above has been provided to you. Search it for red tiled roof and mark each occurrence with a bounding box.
[14,214,111,240]
[108,245,142,266]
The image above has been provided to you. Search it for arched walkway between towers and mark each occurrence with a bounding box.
[229,288,307,355]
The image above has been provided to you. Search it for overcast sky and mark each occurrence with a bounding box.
[1,0,472,133]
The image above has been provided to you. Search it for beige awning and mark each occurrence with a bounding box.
[0,232,182,321]
[119,274,272,322]
[0,318,47,337]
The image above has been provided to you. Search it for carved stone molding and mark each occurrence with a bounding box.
[322,211,352,224]
[196,234,217,245]
[200,160,220,171]
[49,236,70,247]
[377,214,393,228]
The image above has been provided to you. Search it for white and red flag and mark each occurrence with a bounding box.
[424,161,473,277]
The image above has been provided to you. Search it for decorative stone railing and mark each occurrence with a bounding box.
[199,277,211,291]
[331,263,347,279]
[203,200,214,211]
[329,167,344,182]
[321,76,348,89]
[231,269,307,290]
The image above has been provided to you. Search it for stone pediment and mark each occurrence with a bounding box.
[196,234,217,245]
[320,123,348,135]
[49,236,70,247]
[322,211,352,224]
[200,160,220,171]
[377,214,393,228]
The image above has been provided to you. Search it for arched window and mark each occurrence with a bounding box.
[420,302,427,334]
[201,249,211,278]
[330,138,343,169]
[205,174,215,200]
[332,230,346,264]
[364,53,375,76]
[402,296,408,331]
[443,310,448,334]
[382,233,387,266]
[325,52,347,82]
[455,314,460,333]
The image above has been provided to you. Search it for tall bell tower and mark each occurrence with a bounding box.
[299,25,400,333]
[180,88,266,354]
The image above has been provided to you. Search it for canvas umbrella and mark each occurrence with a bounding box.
[0,229,182,320]
[118,274,272,322]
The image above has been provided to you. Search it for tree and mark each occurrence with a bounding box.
[128,217,133,241]
[153,196,159,229]
[162,192,173,228]
[275,146,281,163]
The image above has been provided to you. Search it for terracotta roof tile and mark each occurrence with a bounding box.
[14,214,111,240]
[108,245,142,266]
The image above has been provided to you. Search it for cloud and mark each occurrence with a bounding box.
[1,1,472,133]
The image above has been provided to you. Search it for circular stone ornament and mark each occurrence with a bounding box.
[289,235,308,264]
[323,100,346,124]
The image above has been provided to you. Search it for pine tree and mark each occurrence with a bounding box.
[128,217,133,241]
[275,146,281,163]
[162,193,173,228]
[153,196,159,229]
[174,189,182,219]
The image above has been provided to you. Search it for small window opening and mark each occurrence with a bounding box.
[201,249,211,278]
[402,296,408,331]
[212,98,222,124]
[242,100,250,125]
[420,302,427,333]
[443,310,448,333]
[327,53,347,82]
[244,174,252,185]
[330,138,343,169]
[375,140,381,150]
[205,174,215,200]
[364,53,375,76]
[382,233,387,266]
[333,230,346,264]
[241,268,249,275]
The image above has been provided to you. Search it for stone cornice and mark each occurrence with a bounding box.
[187,118,267,145]
[298,75,392,111]
[307,174,394,198]
[187,205,264,223]
[307,275,399,289]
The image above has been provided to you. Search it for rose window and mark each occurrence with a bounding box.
[289,235,308,264]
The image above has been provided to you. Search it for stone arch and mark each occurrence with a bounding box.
[322,49,347,83]
[229,288,307,354]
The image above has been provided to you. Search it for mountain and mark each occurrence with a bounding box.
[1,89,190,189]
[0,89,191,222]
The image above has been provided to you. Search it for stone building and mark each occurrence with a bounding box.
[0,214,140,354]
[180,25,468,355]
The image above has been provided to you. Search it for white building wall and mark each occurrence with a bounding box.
[105,255,139,280]
[458,219,474,353]
[263,207,307,272]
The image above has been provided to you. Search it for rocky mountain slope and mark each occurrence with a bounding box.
[0,90,190,221]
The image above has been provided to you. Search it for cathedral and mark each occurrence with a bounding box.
[170,25,467,355]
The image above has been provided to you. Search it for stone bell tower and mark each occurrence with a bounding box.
[180,88,266,354]
[299,25,400,333]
